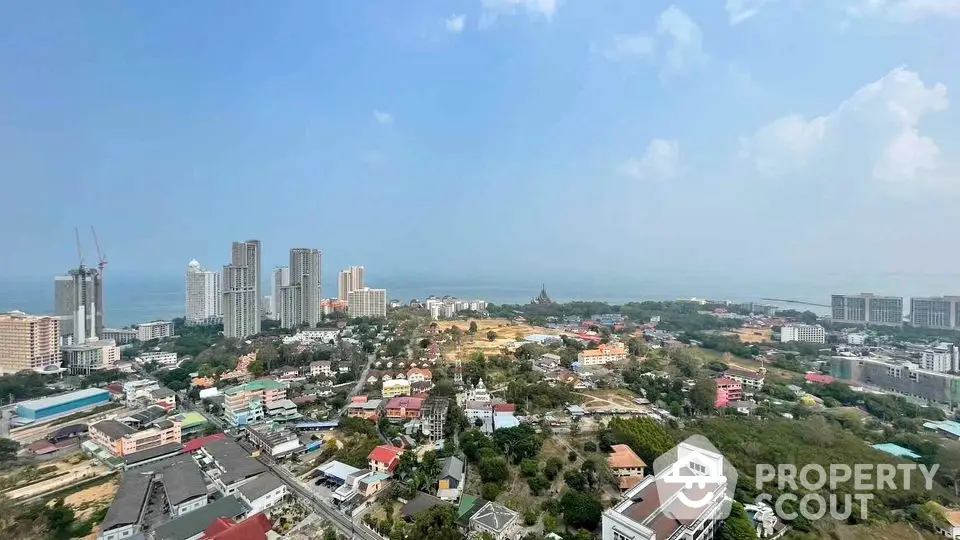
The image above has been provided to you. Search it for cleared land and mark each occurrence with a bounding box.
[574,390,645,414]
[4,460,111,500]
[434,319,569,360]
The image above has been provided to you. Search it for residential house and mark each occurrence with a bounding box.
[534,353,562,373]
[202,513,273,540]
[347,396,383,421]
[368,445,404,475]
[715,378,743,408]
[309,360,333,378]
[385,397,424,422]
[577,344,627,366]
[437,456,464,501]
[406,367,432,384]
[607,444,646,492]
[724,366,766,390]
[382,378,412,398]
[332,470,391,504]
[151,388,177,410]
[467,501,520,540]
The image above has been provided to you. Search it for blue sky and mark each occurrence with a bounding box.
[2,0,958,291]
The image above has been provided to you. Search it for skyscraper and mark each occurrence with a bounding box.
[831,293,903,326]
[223,240,261,339]
[338,266,365,301]
[185,260,222,324]
[270,267,291,319]
[348,287,387,318]
[53,266,103,342]
[278,248,321,329]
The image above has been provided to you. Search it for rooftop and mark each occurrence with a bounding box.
[318,460,361,481]
[17,388,109,411]
[124,442,183,466]
[237,472,285,501]
[224,378,286,395]
[204,513,273,540]
[182,432,226,453]
[203,439,268,484]
[872,443,922,460]
[608,444,647,469]
[92,419,137,440]
[471,501,519,533]
[401,492,447,520]
[439,456,464,481]
[368,444,403,464]
[156,456,208,505]
[385,397,424,410]
[152,495,247,540]
[100,471,152,531]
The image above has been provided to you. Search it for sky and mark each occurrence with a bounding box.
[1,0,959,294]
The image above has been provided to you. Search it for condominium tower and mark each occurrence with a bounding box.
[223,240,262,339]
[0,311,61,374]
[831,293,902,326]
[185,260,222,324]
[348,287,387,318]
[278,248,321,329]
[338,266,365,302]
[54,266,104,341]
[910,296,960,329]
[270,267,291,319]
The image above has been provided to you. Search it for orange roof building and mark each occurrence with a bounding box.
[608,444,646,491]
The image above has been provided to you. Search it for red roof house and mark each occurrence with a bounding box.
[203,513,272,540]
[804,372,835,385]
[368,444,404,474]
[493,403,516,413]
[182,433,226,453]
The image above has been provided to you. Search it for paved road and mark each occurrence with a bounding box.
[335,353,375,420]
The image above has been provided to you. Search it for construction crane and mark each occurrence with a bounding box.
[74,227,84,268]
[91,226,107,274]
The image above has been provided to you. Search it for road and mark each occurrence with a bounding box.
[334,353,375,420]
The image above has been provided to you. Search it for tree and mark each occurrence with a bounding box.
[479,457,510,483]
[202,423,221,436]
[561,491,602,530]
[520,459,540,477]
[486,330,497,341]
[481,482,502,501]
[257,346,278,372]
[323,526,339,540]
[469,321,479,334]
[716,502,758,540]
[544,457,564,480]
[689,378,717,414]
[527,475,550,495]
[0,438,20,465]
[493,424,542,463]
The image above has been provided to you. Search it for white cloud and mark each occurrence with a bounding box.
[726,0,779,25]
[656,6,706,79]
[621,140,681,181]
[372,110,393,125]
[739,67,950,186]
[480,0,559,26]
[598,6,704,79]
[445,14,466,33]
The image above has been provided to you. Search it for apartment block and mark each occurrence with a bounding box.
[101,328,137,345]
[910,296,960,329]
[780,323,825,344]
[348,287,387,318]
[831,293,903,326]
[0,311,61,374]
[89,418,182,457]
[577,344,628,366]
[831,356,960,405]
[62,339,120,375]
[136,321,174,341]
[223,240,261,339]
[185,260,222,324]
[223,379,288,427]
[270,266,291,319]
[338,266,365,302]
[278,248,321,329]
[714,378,743,408]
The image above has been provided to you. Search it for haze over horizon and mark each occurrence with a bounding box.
[2,1,958,287]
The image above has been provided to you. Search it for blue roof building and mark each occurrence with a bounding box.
[16,388,111,421]
[872,443,921,460]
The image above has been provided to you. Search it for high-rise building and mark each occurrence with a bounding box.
[54,267,103,342]
[185,260,222,325]
[348,287,387,318]
[270,267,290,319]
[831,293,902,326]
[780,323,826,344]
[338,266,365,301]
[278,248,321,329]
[223,240,262,339]
[0,311,62,374]
[910,296,960,329]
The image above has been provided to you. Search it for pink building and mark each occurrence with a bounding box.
[714,378,743,408]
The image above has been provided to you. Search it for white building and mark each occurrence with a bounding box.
[601,441,729,540]
[62,339,119,375]
[921,346,959,373]
[348,287,387,318]
[237,473,288,515]
[123,379,161,403]
[846,332,867,345]
[278,248,322,329]
[779,323,825,344]
[466,379,492,402]
[185,260,222,325]
[270,266,291,319]
[136,321,174,341]
[138,351,178,366]
[338,266,365,302]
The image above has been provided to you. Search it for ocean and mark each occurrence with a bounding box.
[0,273,856,327]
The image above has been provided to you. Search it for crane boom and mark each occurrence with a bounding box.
[91,226,107,272]
[74,227,84,267]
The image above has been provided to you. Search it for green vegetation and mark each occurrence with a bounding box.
[560,490,603,530]
[717,502,759,540]
[605,417,676,466]
[487,300,742,332]
[0,371,55,402]
[0,496,109,540]
[0,438,20,467]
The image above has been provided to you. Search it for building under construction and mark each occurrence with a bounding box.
[54,228,107,342]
